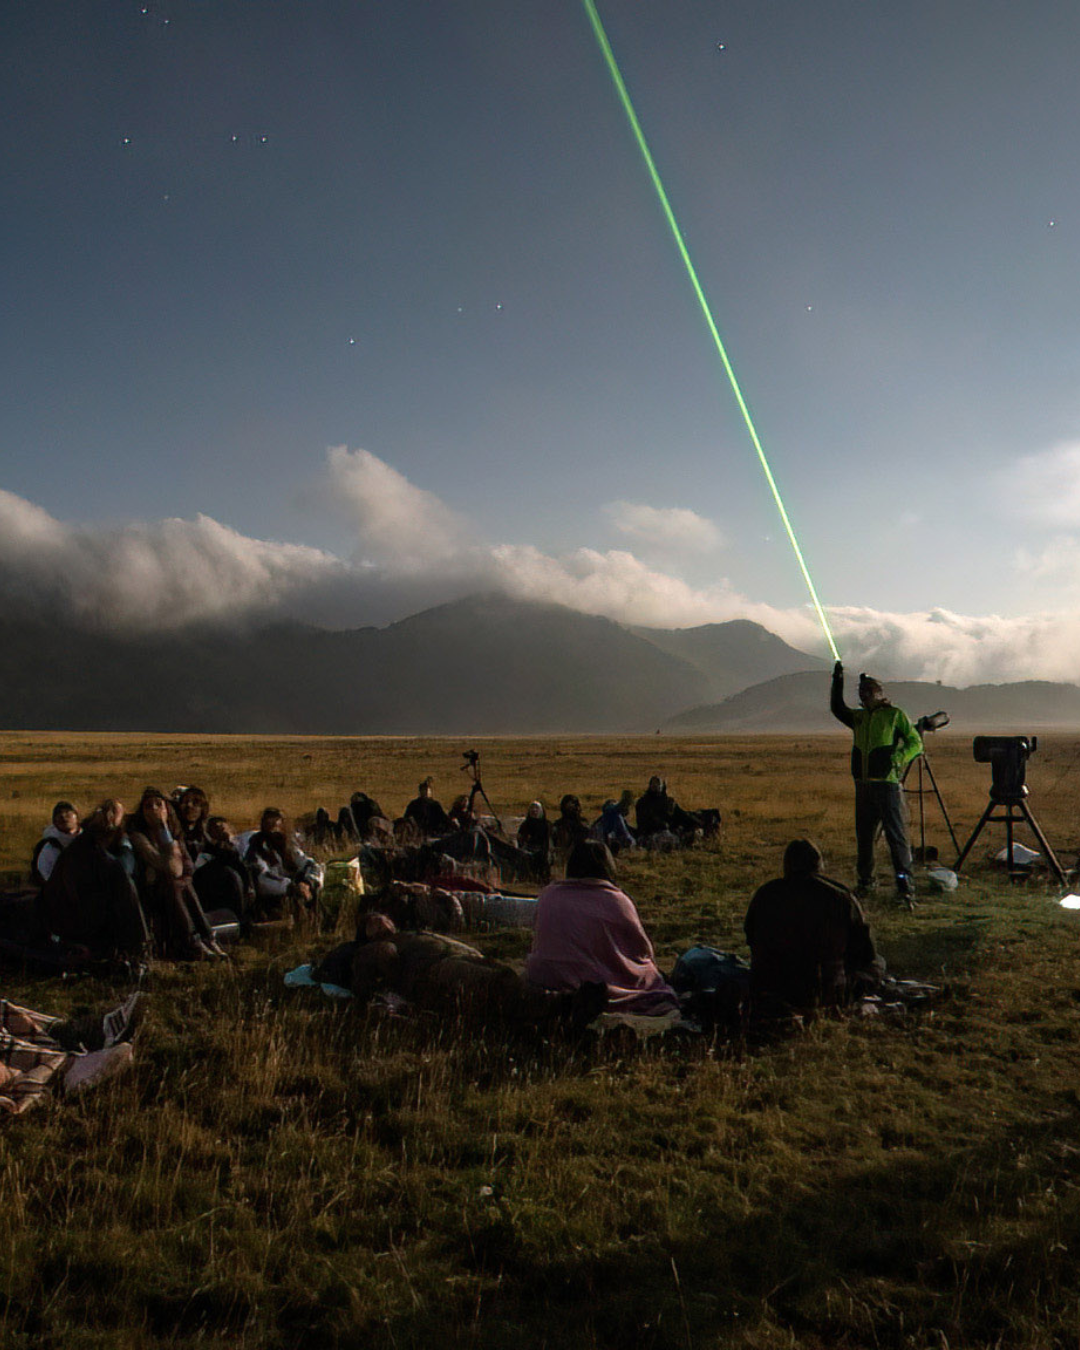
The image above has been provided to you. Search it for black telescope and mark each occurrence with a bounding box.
[972,735,1036,803]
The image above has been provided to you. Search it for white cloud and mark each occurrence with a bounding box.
[0,489,343,629]
[602,500,722,553]
[3,450,1080,688]
[995,441,1080,527]
[327,446,472,571]
[1015,535,1080,591]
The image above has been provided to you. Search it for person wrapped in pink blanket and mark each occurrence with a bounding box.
[525,840,678,1016]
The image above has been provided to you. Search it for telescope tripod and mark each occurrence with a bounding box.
[954,792,1067,886]
[902,751,960,863]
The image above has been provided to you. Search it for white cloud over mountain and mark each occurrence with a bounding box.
[0,448,1077,686]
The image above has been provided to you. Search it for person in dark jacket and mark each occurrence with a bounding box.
[193,816,255,920]
[517,801,553,882]
[127,788,223,960]
[550,794,590,856]
[176,786,210,863]
[744,838,883,1017]
[31,801,81,886]
[41,799,151,963]
[635,776,700,844]
[403,779,451,838]
[830,663,922,902]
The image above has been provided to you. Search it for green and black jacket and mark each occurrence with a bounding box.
[830,672,922,784]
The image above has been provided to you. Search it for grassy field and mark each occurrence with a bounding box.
[3,731,1080,1348]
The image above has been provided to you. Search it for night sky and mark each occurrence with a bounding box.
[4,0,1080,682]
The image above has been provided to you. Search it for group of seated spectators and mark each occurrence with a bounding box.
[28,790,321,966]
[305,774,720,889]
[23,772,874,1027]
[318,834,882,1031]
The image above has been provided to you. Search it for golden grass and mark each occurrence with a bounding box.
[3,732,1080,1347]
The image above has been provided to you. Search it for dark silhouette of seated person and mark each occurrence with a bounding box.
[127,788,222,960]
[635,776,699,843]
[550,794,590,855]
[403,779,451,838]
[41,799,151,962]
[192,816,255,920]
[447,793,478,832]
[517,801,553,879]
[339,792,390,843]
[341,913,605,1030]
[743,838,883,1016]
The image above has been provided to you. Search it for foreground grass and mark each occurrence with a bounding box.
[4,734,1080,1347]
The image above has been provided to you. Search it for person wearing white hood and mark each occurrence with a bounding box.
[31,802,81,886]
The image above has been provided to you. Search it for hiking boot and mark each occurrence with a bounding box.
[896,873,916,910]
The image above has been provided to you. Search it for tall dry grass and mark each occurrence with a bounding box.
[3,733,1080,1346]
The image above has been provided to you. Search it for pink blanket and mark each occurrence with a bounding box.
[525,879,678,1015]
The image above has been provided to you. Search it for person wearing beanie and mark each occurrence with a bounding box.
[830,662,922,903]
[743,838,883,1015]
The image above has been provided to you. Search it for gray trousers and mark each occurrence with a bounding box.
[855,781,912,886]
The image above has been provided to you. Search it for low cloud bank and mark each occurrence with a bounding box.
[1,448,1078,687]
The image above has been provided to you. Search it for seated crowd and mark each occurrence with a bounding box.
[22,788,320,967]
[315,834,882,1031]
[14,770,889,1034]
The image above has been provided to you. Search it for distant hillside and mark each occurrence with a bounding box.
[667,671,1080,733]
[632,618,827,700]
[0,596,818,734]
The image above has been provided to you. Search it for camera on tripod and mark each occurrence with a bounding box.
[973,735,1036,802]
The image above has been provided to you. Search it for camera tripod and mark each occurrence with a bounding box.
[460,749,502,832]
[901,750,960,863]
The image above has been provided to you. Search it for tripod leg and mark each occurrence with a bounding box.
[920,755,962,855]
[1017,801,1067,886]
[955,800,997,873]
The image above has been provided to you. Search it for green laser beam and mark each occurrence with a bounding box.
[583,0,840,661]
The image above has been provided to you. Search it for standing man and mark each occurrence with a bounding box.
[830,663,922,904]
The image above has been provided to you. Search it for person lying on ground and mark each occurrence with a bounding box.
[176,785,211,863]
[403,779,451,839]
[525,840,679,1016]
[590,799,637,854]
[41,799,151,965]
[127,788,224,960]
[550,794,590,856]
[245,807,321,922]
[743,838,884,1017]
[193,816,255,920]
[338,913,606,1031]
[31,801,81,886]
[1,993,143,1118]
